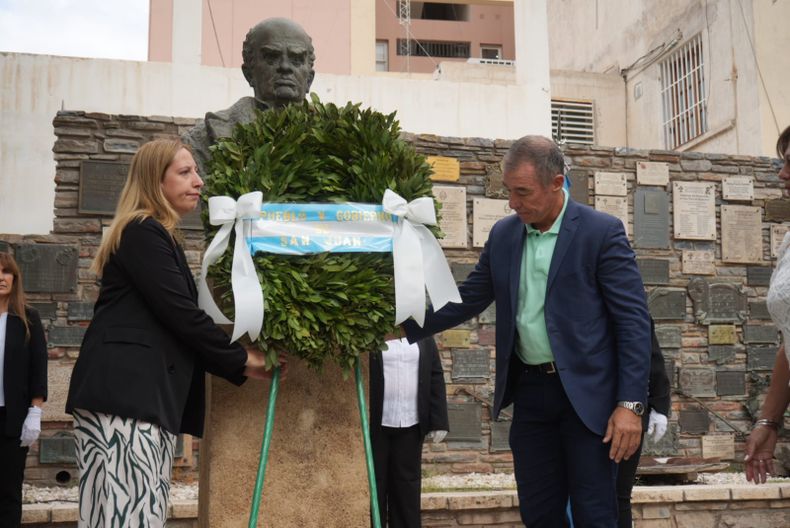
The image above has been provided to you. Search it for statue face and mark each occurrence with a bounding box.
[250,24,314,107]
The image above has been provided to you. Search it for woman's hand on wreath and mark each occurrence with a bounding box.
[243,346,288,381]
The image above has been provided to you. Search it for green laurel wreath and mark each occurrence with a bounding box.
[203,95,440,372]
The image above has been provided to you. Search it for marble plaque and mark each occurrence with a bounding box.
[679,367,716,397]
[489,421,512,452]
[708,345,737,365]
[679,409,710,434]
[48,326,87,347]
[722,176,754,201]
[747,346,779,370]
[682,250,716,275]
[648,288,687,321]
[451,262,475,283]
[39,434,77,464]
[67,302,94,321]
[765,199,790,222]
[673,182,716,240]
[770,224,790,258]
[446,403,482,443]
[427,156,460,182]
[79,160,129,215]
[655,326,682,349]
[636,161,669,186]
[687,278,748,325]
[716,370,745,396]
[721,205,763,263]
[568,171,589,204]
[473,198,512,248]
[743,324,779,344]
[634,188,670,249]
[637,258,670,285]
[433,185,468,248]
[439,330,471,348]
[747,267,773,287]
[595,196,629,236]
[749,301,771,320]
[30,302,57,321]
[452,350,490,380]
[15,244,78,293]
[594,172,628,196]
[709,325,737,345]
[479,304,496,324]
[702,433,735,460]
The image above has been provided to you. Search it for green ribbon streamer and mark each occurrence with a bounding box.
[248,366,280,528]
[356,357,382,528]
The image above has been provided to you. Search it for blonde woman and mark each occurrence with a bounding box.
[66,139,277,526]
[0,252,47,526]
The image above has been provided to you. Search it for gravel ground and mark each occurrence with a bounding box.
[22,482,198,504]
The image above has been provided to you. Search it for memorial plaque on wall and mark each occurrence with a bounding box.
[79,160,129,215]
[30,302,57,321]
[702,434,735,460]
[770,224,790,257]
[673,182,716,240]
[679,408,710,434]
[655,326,682,349]
[39,434,77,464]
[568,171,589,204]
[634,188,669,249]
[479,303,496,324]
[594,196,629,236]
[743,324,779,344]
[643,423,679,456]
[15,244,78,293]
[427,156,460,182]
[637,258,670,285]
[636,161,669,186]
[473,198,512,248]
[439,330,471,348]
[67,302,94,321]
[452,350,490,380]
[747,267,772,287]
[490,421,512,452]
[765,199,790,222]
[749,301,771,320]
[451,262,475,283]
[720,205,763,263]
[594,172,628,196]
[679,367,716,397]
[648,288,686,320]
[722,176,754,201]
[687,278,748,324]
[716,370,746,396]
[446,403,482,443]
[708,345,737,365]
[709,325,737,345]
[665,359,677,387]
[682,250,716,275]
[48,326,87,347]
[433,185,468,248]
[748,346,779,370]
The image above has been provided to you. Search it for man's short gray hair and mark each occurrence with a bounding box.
[502,136,565,187]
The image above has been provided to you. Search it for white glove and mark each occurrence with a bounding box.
[646,409,667,442]
[429,430,447,444]
[20,406,42,447]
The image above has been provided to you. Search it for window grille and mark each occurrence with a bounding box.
[660,34,707,149]
[396,39,470,58]
[552,100,595,145]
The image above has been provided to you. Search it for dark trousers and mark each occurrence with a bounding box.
[615,413,649,528]
[0,408,28,528]
[372,424,424,527]
[510,369,618,528]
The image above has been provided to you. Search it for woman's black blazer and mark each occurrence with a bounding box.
[66,218,247,437]
[2,307,47,438]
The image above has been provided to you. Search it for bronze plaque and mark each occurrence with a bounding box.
[716,370,745,396]
[749,301,771,320]
[688,278,747,325]
[708,345,737,365]
[637,258,670,285]
[634,188,670,249]
[708,325,737,345]
[747,346,779,370]
[30,302,58,320]
[489,421,511,452]
[743,324,779,344]
[79,160,129,215]
[568,171,589,205]
[67,302,94,321]
[679,408,710,434]
[647,288,687,321]
[15,244,78,293]
[48,326,87,347]
[747,267,773,287]
[765,199,790,222]
[451,349,490,380]
[427,156,460,182]
[679,367,716,397]
[655,326,681,349]
[439,329,471,348]
[445,403,482,443]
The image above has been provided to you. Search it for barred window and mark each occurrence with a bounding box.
[660,34,707,149]
[552,99,595,145]
[396,39,470,58]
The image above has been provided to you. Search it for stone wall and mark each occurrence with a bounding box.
[2,110,789,487]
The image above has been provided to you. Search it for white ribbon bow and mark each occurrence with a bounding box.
[198,192,264,342]
[382,189,461,327]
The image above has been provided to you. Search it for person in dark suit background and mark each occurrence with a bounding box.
[0,252,47,527]
[403,135,651,527]
[66,139,280,526]
[370,336,449,527]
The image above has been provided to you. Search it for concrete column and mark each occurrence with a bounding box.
[350,0,376,74]
[171,0,202,65]
[513,0,552,136]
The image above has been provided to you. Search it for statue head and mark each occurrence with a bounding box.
[241,18,316,108]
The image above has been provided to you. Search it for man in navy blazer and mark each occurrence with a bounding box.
[403,136,651,527]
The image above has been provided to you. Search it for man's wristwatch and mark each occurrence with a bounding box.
[617,401,645,416]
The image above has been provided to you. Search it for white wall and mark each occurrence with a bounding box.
[0,52,548,235]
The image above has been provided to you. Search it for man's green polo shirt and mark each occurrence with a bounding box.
[515,189,569,365]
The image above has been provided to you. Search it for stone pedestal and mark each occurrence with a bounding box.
[198,358,370,527]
